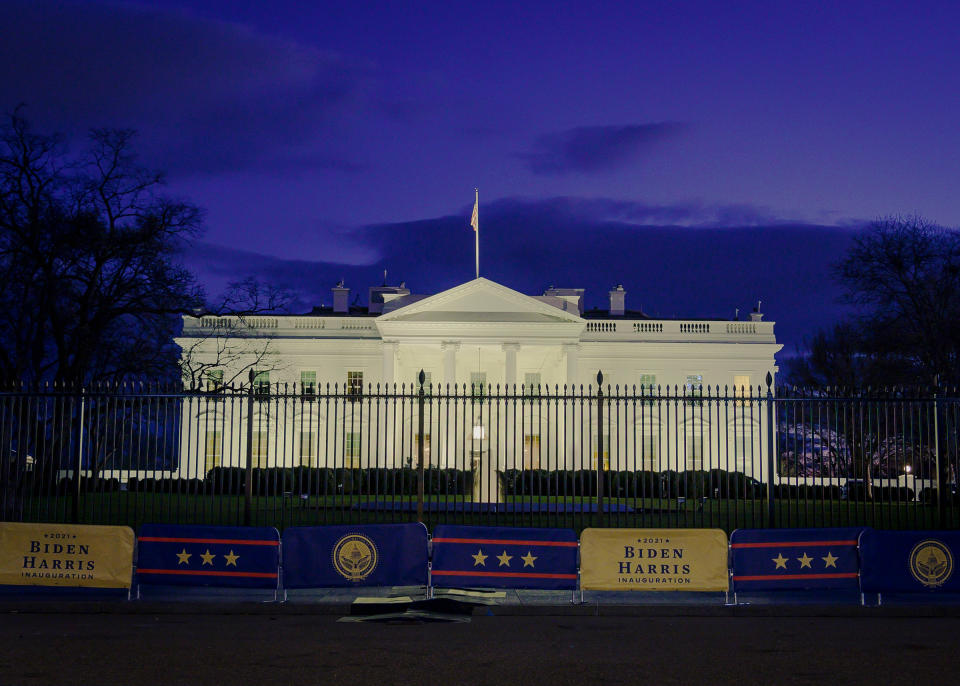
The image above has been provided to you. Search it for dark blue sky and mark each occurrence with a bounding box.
[3,0,958,353]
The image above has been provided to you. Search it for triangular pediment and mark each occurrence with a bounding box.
[376,278,583,324]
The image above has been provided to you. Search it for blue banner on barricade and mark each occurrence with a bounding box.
[137,524,280,589]
[860,529,960,594]
[282,523,428,589]
[431,525,578,590]
[730,527,863,592]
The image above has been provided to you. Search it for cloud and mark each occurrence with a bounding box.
[186,196,860,353]
[0,0,370,176]
[518,123,687,175]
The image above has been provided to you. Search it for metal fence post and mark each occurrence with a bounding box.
[244,369,255,527]
[73,384,86,524]
[765,372,776,527]
[933,375,943,528]
[417,369,425,524]
[596,370,604,525]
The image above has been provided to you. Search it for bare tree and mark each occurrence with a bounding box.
[0,110,204,384]
[179,278,293,389]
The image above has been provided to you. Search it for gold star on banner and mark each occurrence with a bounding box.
[797,552,813,569]
[472,549,488,567]
[822,551,838,568]
[200,549,216,566]
[497,550,513,567]
[772,553,788,569]
[176,549,192,565]
[521,551,537,568]
[224,550,239,567]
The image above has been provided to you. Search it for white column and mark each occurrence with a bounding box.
[502,343,519,389]
[564,343,580,388]
[442,341,459,387]
[381,341,397,387]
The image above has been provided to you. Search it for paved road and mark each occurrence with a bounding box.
[1,608,959,685]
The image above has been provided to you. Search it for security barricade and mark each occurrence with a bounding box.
[282,523,428,589]
[136,524,280,592]
[730,527,863,601]
[860,529,960,599]
[0,522,134,592]
[580,528,728,592]
[431,525,578,590]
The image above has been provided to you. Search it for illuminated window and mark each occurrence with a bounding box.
[345,431,361,465]
[252,430,269,468]
[204,430,221,472]
[301,370,316,396]
[638,373,657,405]
[206,369,223,390]
[523,434,540,468]
[299,431,315,467]
[347,371,363,397]
[593,432,610,470]
[734,374,751,405]
[470,372,486,397]
[524,372,541,395]
[253,370,270,396]
[685,374,703,395]
[414,433,431,464]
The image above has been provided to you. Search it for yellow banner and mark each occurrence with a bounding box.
[580,528,729,591]
[0,523,134,589]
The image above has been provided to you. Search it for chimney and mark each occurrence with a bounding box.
[750,299,763,322]
[368,283,411,314]
[608,284,626,316]
[543,287,585,315]
[332,280,350,314]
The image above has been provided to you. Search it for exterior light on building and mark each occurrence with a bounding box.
[904,464,912,474]
[472,425,486,440]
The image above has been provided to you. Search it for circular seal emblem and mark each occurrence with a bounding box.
[909,539,953,588]
[332,534,378,582]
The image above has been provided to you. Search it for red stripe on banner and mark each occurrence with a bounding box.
[432,538,577,547]
[730,540,857,549]
[431,570,577,579]
[138,537,279,546]
[137,568,278,579]
[732,573,859,581]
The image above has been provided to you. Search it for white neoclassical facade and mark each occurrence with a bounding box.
[175,278,782,499]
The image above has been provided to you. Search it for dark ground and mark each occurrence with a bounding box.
[0,604,959,685]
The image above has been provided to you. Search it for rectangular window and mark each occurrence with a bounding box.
[523,434,540,468]
[470,372,486,397]
[301,370,316,396]
[593,432,610,470]
[252,430,269,468]
[347,371,363,397]
[414,433,431,465]
[206,369,223,390]
[299,431,315,467]
[204,430,221,473]
[733,374,751,405]
[685,374,703,405]
[253,370,270,396]
[638,373,657,405]
[345,431,361,464]
[524,372,541,395]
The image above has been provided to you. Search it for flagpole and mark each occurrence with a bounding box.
[474,188,479,280]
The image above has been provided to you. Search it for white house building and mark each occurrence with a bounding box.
[175,278,781,501]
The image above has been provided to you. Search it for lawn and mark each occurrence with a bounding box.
[15,492,959,534]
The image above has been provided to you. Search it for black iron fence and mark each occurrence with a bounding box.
[1,373,958,532]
